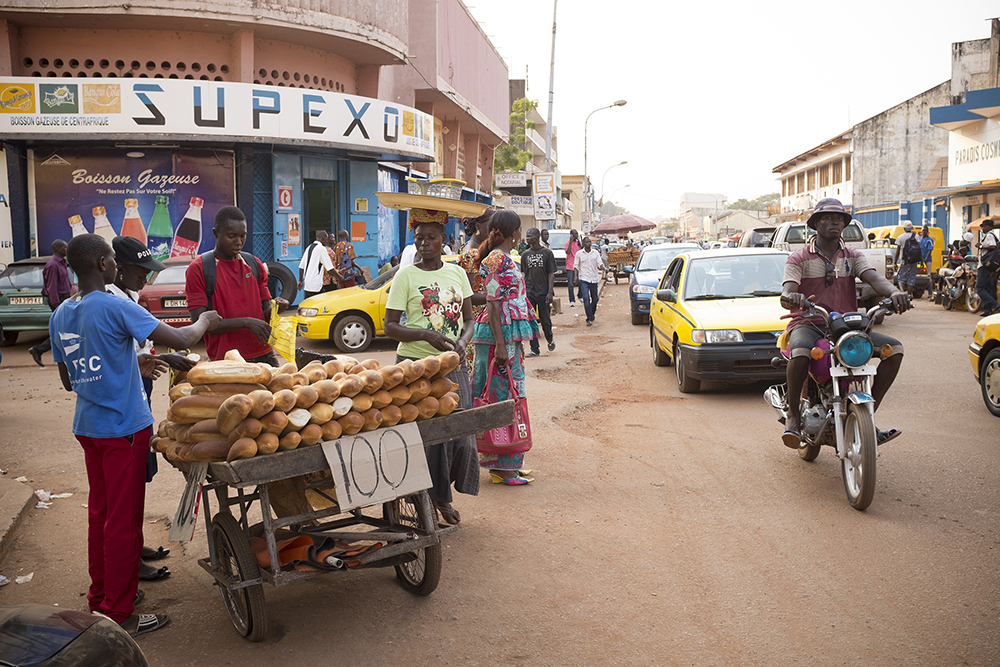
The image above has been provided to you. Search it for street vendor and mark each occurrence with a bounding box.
[50,233,221,637]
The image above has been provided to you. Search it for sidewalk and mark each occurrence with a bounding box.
[0,477,35,562]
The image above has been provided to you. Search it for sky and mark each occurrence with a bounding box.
[466,1,999,219]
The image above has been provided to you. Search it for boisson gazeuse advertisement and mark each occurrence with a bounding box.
[31,148,236,259]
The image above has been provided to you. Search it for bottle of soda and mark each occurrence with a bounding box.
[121,198,147,244]
[67,214,88,237]
[170,197,204,258]
[147,195,173,261]
[92,206,116,242]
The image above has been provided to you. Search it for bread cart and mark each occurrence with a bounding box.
[171,400,513,642]
[606,246,641,284]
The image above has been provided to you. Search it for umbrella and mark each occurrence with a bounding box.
[591,214,656,235]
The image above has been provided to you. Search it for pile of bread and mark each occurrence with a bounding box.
[151,350,463,463]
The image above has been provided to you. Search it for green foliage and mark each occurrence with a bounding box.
[727,193,780,211]
[494,97,538,180]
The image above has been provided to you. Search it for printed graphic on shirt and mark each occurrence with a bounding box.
[58,330,106,384]
[419,282,463,335]
[522,252,548,270]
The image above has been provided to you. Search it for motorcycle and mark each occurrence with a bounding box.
[938,254,981,312]
[764,298,902,511]
[932,252,964,304]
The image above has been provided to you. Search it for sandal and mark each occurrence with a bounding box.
[134,589,144,606]
[489,472,533,485]
[121,613,170,638]
[877,428,901,445]
[781,429,802,449]
[141,546,170,561]
[434,502,461,526]
[138,562,170,581]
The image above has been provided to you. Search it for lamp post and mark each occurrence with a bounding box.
[583,99,627,231]
[599,160,627,207]
[601,184,629,218]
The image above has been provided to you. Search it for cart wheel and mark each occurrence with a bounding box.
[212,513,267,641]
[383,495,442,596]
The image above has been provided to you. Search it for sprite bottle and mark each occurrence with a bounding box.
[147,195,173,261]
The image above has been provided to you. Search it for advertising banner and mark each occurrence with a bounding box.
[31,147,235,261]
[947,119,1000,186]
[0,78,435,161]
[0,148,11,265]
[532,172,556,221]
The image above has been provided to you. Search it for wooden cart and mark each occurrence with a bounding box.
[172,401,513,641]
[606,247,640,283]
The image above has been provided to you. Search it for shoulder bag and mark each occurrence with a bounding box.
[474,359,532,454]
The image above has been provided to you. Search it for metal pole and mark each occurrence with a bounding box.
[600,160,627,206]
[544,0,557,173]
[582,100,626,233]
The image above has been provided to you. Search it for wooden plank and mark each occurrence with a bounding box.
[201,400,515,487]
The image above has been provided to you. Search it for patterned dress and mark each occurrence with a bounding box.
[459,245,484,379]
[471,250,539,471]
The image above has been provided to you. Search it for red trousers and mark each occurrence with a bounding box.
[76,428,149,623]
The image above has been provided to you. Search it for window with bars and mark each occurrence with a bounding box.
[797,173,805,193]
[832,160,843,184]
[819,164,829,187]
[844,156,851,181]
[807,169,815,190]
[252,151,274,262]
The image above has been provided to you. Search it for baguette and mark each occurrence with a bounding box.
[216,394,253,436]
[429,377,459,398]
[337,411,365,435]
[308,402,334,425]
[357,369,384,393]
[313,379,341,403]
[286,408,312,430]
[290,372,310,388]
[380,404,402,427]
[277,431,301,451]
[406,378,432,404]
[190,439,232,462]
[322,359,345,376]
[415,396,440,420]
[306,366,328,384]
[168,382,194,402]
[388,384,411,406]
[336,375,365,398]
[177,418,225,444]
[152,436,173,453]
[248,390,275,419]
[351,393,374,412]
[299,424,323,446]
[370,389,393,409]
[361,408,383,432]
[437,392,459,416]
[272,389,297,413]
[398,404,419,423]
[223,349,246,362]
[377,365,405,390]
[331,372,348,382]
[320,420,343,441]
[192,382,268,398]
[266,374,296,393]
[255,432,280,455]
[293,385,319,409]
[226,437,258,462]
[331,396,354,418]
[278,362,298,375]
[227,417,263,444]
[259,410,289,435]
[167,395,227,424]
[420,355,441,379]
[187,360,271,386]
[401,359,425,384]
[434,351,462,378]
[359,358,381,371]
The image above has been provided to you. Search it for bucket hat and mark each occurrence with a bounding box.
[806,198,852,230]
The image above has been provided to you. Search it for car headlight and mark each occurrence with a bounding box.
[691,329,744,344]
[835,331,873,368]
[632,285,655,294]
[297,307,319,317]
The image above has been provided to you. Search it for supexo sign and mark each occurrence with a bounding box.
[0,78,435,160]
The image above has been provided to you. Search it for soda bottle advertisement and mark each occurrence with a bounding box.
[31,147,235,259]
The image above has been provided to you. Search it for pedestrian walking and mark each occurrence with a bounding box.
[540,228,550,248]
[977,218,999,316]
[565,229,582,307]
[297,230,335,300]
[575,236,607,326]
[894,221,921,296]
[520,228,556,356]
[321,231,342,292]
[28,239,73,367]
[333,229,362,288]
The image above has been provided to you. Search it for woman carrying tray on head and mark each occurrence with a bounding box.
[382,203,481,527]
[472,209,539,485]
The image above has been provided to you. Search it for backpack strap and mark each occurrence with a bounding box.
[200,250,261,310]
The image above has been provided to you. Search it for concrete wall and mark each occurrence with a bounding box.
[951,37,993,102]
[852,81,951,208]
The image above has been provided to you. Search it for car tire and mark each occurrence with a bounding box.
[651,326,670,367]
[674,343,700,393]
[331,313,373,353]
[981,349,1000,418]
[265,261,297,305]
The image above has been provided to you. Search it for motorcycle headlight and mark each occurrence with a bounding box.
[632,285,656,295]
[691,329,744,344]
[835,331,873,368]
[297,308,319,318]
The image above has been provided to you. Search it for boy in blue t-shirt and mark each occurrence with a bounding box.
[51,234,220,637]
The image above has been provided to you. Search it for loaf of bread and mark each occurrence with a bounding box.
[247,390,275,419]
[293,385,319,409]
[389,385,411,406]
[400,359,425,384]
[187,361,271,386]
[223,349,246,362]
[176,418,225,444]
[437,392,459,416]
[266,374,296,393]
[420,355,441,379]
[278,362,298,375]
[190,439,232,462]
[406,378,432,404]
[290,372,310,388]
[323,359,345,376]
[337,411,365,435]
[259,410,289,435]
[357,369,384,393]
[321,420,343,441]
[192,382,268,398]
[308,402,334,425]
[399,404,419,423]
[306,366,328,384]
[370,389,392,409]
[430,377,458,398]
[378,365,405,390]
[286,408,312,430]
[299,424,323,446]
[151,436,171,453]
[168,382,194,402]
[361,408,383,432]
[415,396,440,420]
[277,431,301,451]
[272,389,297,413]
[351,393,374,412]
[331,396,354,418]
[255,432,280,455]
[167,395,227,424]
[380,404,402,426]
[359,358,381,371]
[331,372,348,381]
[216,394,253,435]
[433,350,462,379]
[227,437,258,462]
[336,375,364,398]
[313,379,341,403]
[227,417,263,444]
[338,356,359,373]
[156,420,171,438]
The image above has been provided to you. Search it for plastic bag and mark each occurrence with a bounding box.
[268,300,298,364]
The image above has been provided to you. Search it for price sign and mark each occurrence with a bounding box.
[321,422,431,511]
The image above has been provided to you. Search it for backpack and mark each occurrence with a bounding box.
[200,251,261,310]
[902,234,923,264]
[337,243,358,281]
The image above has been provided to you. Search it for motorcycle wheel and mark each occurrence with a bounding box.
[841,402,877,511]
[798,443,821,461]
[966,288,982,313]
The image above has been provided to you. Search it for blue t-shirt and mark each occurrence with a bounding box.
[50,291,160,438]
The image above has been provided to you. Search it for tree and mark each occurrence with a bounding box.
[493,97,538,178]
[727,193,780,211]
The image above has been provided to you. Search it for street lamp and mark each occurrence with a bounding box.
[600,184,629,219]
[599,160,627,205]
[583,99,627,230]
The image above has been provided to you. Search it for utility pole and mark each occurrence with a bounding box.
[543,0,557,173]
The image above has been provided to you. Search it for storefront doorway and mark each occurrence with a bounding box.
[304,179,338,242]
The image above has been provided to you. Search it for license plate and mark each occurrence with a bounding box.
[9,296,43,305]
[163,298,187,309]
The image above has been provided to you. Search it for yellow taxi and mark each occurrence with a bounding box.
[869,224,946,285]
[296,255,461,353]
[969,313,1000,417]
[649,248,790,392]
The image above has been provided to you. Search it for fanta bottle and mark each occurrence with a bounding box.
[121,198,147,244]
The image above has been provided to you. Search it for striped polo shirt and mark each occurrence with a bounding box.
[782,238,873,329]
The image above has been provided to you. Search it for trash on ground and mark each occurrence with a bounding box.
[35,490,50,502]
[15,573,33,584]
[14,477,27,483]
[50,493,73,499]
[36,501,52,509]
[0,575,8,586]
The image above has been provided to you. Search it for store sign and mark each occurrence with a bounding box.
[532,172,556,221]
[509,195,533,215]
[496,172,527,188]
[948,119,1000,186]
[0,78,435,160]
[277,185,293,210]
[0,148,11,265]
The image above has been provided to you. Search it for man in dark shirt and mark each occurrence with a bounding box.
[29,239,72,367]
[520,227,556,356]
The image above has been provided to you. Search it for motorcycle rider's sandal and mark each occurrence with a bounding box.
[781,429,802,449]
[877,428,901,445]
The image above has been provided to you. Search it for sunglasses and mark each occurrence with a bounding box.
[825,262,836,287]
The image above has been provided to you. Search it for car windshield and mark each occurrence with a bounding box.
[635,247,692,272]
[0,264,44,289]
[683,254,787,300]
[365,264,398,290]
[146,265,189,286]
[841,224,864,243]
[547,231,571,251]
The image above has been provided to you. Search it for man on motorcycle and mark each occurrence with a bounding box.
[779,198,911,449]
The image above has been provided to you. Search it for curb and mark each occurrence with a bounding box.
[0,477,35,563]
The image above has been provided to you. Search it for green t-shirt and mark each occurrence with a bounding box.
[386,262,472,359]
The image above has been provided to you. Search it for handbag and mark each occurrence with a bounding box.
[474,359,532,454]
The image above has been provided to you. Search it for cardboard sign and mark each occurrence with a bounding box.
[321,422,431,512]
[168,462,208,543]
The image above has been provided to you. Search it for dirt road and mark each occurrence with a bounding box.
[1,283,997,665]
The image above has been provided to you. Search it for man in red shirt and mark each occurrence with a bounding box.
[185,206,286,364]
[780,198,910,449]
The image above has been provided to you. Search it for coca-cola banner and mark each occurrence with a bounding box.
[30,148,235,260]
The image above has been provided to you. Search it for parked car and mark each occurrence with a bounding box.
[969,312,1000,417]
[138,257,193,326]
[868,224,946,296]
[546,229,572,283]
[649,248,789,393]
[626,243,701,325]
[0,256,75,346]
[737,227,776,248]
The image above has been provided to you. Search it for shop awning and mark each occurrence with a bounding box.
[930,86,1000,129]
